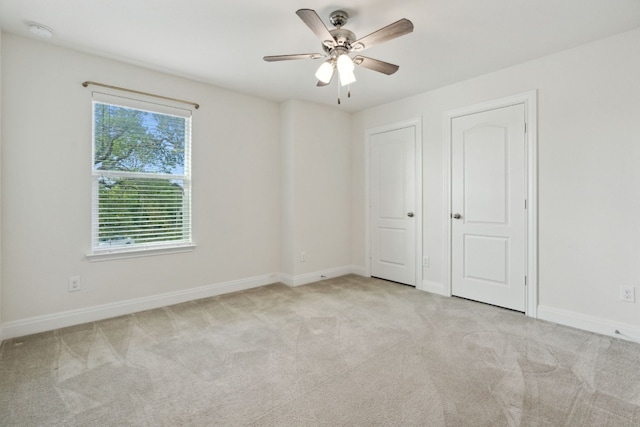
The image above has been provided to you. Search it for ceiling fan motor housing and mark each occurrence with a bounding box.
[329,10,349,28]
[324,28,356,53]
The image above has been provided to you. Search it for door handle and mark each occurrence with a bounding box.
[407,212,414,217]
[452,213,462,219]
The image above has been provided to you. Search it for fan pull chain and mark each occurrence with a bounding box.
[337,81,341,105]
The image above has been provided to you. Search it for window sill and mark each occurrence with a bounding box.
[87,244,196,262]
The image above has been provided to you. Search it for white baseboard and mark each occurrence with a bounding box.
[0,267,364,341]
[421,280,447,296]
[537,305,640,344]
[1,273,279,341]
[280,265,355,287]
[350,265,367,277]
[5,273,637,346]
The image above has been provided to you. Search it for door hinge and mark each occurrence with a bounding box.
[524,276,527,286]
[525,199,527,210]
[524,122,527,134]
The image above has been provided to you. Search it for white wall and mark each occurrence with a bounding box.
[352,28,640,335]
[0,34,354,338]
[3,27,639,341]
[280,102,295,277]
[281,100,352,284]
[0,30,3,336]
[1,34,281,330]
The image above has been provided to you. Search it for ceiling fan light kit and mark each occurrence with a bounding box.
[315,61,335,84]
[340,70,356,87]
[264,8,413,104]
[337,52,355,74]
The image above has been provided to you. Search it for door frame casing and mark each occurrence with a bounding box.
[365,118,423,288]
[443,91,538,317]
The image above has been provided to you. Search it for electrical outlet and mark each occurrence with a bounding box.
[68,276,81,292]
[620,286,635,303]
[423,256,430,267]
[300,251,307,262]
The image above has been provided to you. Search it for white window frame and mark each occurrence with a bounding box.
[88,91,195,261]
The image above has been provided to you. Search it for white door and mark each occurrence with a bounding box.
[451,104,526,311]
[370,126,416,286]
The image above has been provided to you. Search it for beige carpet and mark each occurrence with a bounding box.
[1,275,639,426]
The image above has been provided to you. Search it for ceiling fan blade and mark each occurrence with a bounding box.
[352,18,414,51]
[263,53,324,62]
[296,9,336,47]
[353,56,399,75]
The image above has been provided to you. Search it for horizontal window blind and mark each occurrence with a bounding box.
[91,93,192,253]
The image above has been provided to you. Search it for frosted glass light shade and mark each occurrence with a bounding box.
[315,61,334,83]
[339,70,356,86]
[336,54,355,74]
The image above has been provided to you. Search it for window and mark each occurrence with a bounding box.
[91,92,192,256]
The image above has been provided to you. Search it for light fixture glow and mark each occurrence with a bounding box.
[315,61,334,84]
[336,53,355,74]
[339,70,356,87]
[27,22,54,38]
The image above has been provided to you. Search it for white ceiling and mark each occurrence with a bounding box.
[2,0,640,112]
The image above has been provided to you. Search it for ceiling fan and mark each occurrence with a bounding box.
[263,9,414,104]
